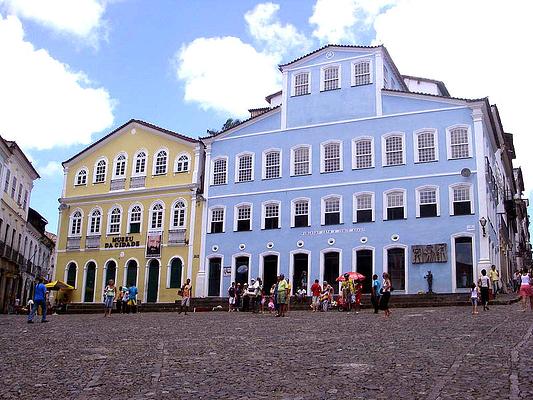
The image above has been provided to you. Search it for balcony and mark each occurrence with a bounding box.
[110,178,126,191]
[66,237,81,250]
[130,176,146,189]
[168,229,187,245]
[86,235,101,249]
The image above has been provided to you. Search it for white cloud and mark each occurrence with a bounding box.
[309,0,394,43]
[0,0,106,41]
[38,161,62,178]
[245,2,311,55]
[0,14,114,150]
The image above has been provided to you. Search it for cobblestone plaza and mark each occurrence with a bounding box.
[1,305,532,399]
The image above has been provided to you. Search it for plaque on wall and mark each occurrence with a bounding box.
[412,243,447,264]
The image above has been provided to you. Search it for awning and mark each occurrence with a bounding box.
[45,280,74,291]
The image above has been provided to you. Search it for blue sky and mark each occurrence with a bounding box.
[0,0,531,234]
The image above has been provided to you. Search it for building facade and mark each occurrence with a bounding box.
[55,120,204,303]
[199,44,529,296]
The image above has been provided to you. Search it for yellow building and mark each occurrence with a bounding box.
[54,120,204,303]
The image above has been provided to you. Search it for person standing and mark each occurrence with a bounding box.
[235,283,242,312]
[470,282,479,315]
[370,274,381,314]
[128,284,138,314]
[286,278,292,313]
[228,282,236,312]
[276,274,289,317]
[122,287,129,314]
[341,274,353,312]
[479,269,490,311]
[116,286,123,313]
[489,265,500,297]
[103,279,117,317]
[179,279,192,315]
[310,279,321,312]
[379,272,392,317]
[28,277,48,324]
[518,268,533,311]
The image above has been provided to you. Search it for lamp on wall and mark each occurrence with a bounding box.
[479,217,487,237]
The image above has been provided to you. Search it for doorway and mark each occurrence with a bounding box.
[292,253,308,294]
[323,252,340,294]
[454,237,473,289]
[235,256,249,286]
[146,259,159,303]
[356,250,373,293]
[105,260,117,285]
[263,255,278,295]
[84,261,96,302]
[387,248,405,291]
[208,258,222,296]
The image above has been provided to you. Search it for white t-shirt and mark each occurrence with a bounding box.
[480,275,490,288]
[471,288,478,299]
[521,274,530,286]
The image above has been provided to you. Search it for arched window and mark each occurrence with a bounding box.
[415,130,437,163]
[235,204,252,231]
[128,204,142,233]
[385,190,406,220]
[321,141,342,173]
[322,196,342,225]
[263,150,281,179]
[88,209,102,235]
[113,153,127,178]
[212,158,227,185]
[172,200,186,229]
[150,203,164,230]
[291,145,311,176]
[236,153,254,182]
[154,150,168,175]
[168,258,183,288]
[94,159,107,183]
[174,154,190,173]
[75,169,87,186]
[125,259,138,287]
[105,260,117,284]
[133,150,147,175]
[383,134,405,166]
[108,207,122,234]
[69,210,82,236]
[353,138,373,169]
[66,262,77,288]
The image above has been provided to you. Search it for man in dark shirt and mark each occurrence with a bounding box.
[28,277,48,323]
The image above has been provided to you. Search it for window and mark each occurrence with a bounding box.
[448,126,471,159]
[108,207,122,234]
[17,183,22,204]
[263,202,280,229]
[22,190,28,210]
[353,138,373,169]
[94,159,107,183]
[169,258,183,288]
[11,176,16,199]
[383,134,405,166]
[354,193,374,223]
[154,150,168,175]
[235,204,251,231]
[451,185,472,215]
[415,130,437,163]
[293,199,310,227]
[174,154,190,173]
[321,141,342,173]
[66,262,77,288]
[76,169,87,186]
[263,150,281,179]
[212,158,227,185]
[293,72,310,96]
[352,60,371,86]
[322,65,340,91]
[134,150,147,175]
[150,203,164,230]
[236,153,253,182]
[69,210,82,236]
[417,187,439,218]
[128,205,142,233]
[385,190,405,220]
[323,196,341,225]
[88,209,102,235]
[210,208,224,233]
[4,169,10,193]
[172,200,186,228]
[113,153,127,178]
[292,146,311,176]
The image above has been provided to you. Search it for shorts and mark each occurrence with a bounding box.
[104,296,114,309]
[312,295,320,304]
[519,284,533,297]
[181,297,190,307]
[471,298,478,306]
[229,297,235,305]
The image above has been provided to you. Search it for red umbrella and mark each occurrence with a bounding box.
[336,272,365,282]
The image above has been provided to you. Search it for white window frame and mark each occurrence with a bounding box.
[320,140,343,173]
[132,149,147,177]
[383,188,407,220]
[290,144,312,176]
[112,152,128,179]
[262,148,282,180]
[320,64,342,91]
[87,207,103,236]
[233,203,253,232]
[170,198,187,229]
[208,206,226,233]
[448,183,475,216]
[381,132,406,167]
[149,201,165,231]
[211,156,228,186]
[353,192,375,222]
[352,136,374,169]
[351,59,373,87]
[107,206,123,235]
[235,152,255,183]
[75,168,88,186]
[321,195,343,225]
[261,200,281,229]
[446,124,473,160]
[152,148,169,176]
[93,157,108,184]
[413,128,439,163]
[291,197,311,228]
[174,152,191,173]
[127,203,143,234]
[68,209,83,237]
[415,185,440,217]
[291,70,311,97]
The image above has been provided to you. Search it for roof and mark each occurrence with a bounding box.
[248,107,270,113]
[63,119,198,166]
[382,88,486,103]
[265,90,282,103]
[401,74,450,97]
[2,138,40,178]
[279,44,381,69]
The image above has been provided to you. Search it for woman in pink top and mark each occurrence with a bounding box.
[519,268,533,311]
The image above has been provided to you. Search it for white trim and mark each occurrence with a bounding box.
[234,152,255,183]
[450,232,476,293]
[210,156,228,186]
[170,198,188,229]
[102,258,118,294]
[446,124,473,160]
[351,136,374,169]
[174,152,191,174]
[232,252,252,286]
[415,185,440,218]
[320,247,342,293]
[74,167,88,187]
[375,51,383,116]
[286,51,379,72]
[205,254,224,297]
[127,202,144,234]
[320,140,343,173]
[261,148,282,180]
[381,131,406,167]
[413,128,439,163]
[382,244,408,293]
[63,260,78,289]
[86,206,103,236]
[132,148,148,177]
[291,69,311,97]
[106,204,123,235]
[281,71,288,129]
[261,200,281,229]
[144,258,161,303]
[233,202,253,232]
[68,208,83,237]
[289,249,311,295]
[320,63,342,91]
[353,191,375,222]
[166,256,185,289]
[383,188,407,221]
[351,58,373,86]
[291,197,311,227]
[290,144,312,176]
[352,246,375,276]
[258,251,281,288]
[81,259,98,303]
[321,194,343,225]
[92,157,108,184]
[152,147,169,176]
[112,152,128,179]
[148,200,165,231]
[208,205,226,234]
[448,183,475,216]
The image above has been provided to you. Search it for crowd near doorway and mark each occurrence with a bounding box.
[208,257,221,296]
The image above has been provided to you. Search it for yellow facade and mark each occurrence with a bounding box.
[54,120,204,303]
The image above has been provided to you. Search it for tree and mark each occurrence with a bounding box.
[207,118,242,136]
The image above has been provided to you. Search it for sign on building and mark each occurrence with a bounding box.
[412,243,447,264]
[146,232,162,258]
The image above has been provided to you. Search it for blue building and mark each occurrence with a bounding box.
[196,44,524,297]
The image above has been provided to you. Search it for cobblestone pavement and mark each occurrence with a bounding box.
[1,304,532,400]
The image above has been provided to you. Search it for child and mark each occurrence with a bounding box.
[268,296,275,313]
[470,282,479,315]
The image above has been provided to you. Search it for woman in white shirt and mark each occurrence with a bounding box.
[478,269,491,311]
[519,269,533,311]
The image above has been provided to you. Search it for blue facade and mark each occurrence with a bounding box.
[199,45,498,297]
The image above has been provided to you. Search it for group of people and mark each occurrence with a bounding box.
[102,279,138,316]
